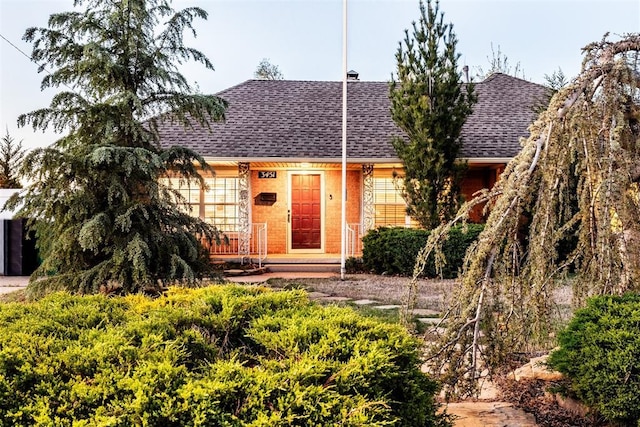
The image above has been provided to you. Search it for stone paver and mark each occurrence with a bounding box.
[417,317,443,324]
[372,304,402,310]
[445,401,537,427]
[509,354,563,382]
[351,299,378,305]
[477,377,500,400]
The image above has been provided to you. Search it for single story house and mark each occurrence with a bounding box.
[156,72,547,266]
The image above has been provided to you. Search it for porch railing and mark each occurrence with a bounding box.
[210,222,362,262]
[251,223,268,267]
[209,223,268,267]
[346,223,363,258]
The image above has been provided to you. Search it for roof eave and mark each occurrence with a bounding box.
[201,156,402,163]
[459,157,512,164]
[202,156,512,164]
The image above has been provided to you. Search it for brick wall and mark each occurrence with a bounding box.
[324,169,362,253]
[249,168,362,254]
[218,163,503,255]
[251,170,288,253]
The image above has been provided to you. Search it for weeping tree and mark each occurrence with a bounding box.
[7,0,227,296]
[390,0,476,230]
[404,33,640,397]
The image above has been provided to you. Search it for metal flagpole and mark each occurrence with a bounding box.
[340,0,347,280]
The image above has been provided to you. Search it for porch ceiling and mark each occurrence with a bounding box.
[204,161,388,170]
[201,160,503,170]
[250,162,363,170]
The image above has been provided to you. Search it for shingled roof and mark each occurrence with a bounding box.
[156,73,547,162]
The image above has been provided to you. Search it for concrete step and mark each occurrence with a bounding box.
[262,257,340,264]
[266,263,340,273]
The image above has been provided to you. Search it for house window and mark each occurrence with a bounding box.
[203,177,239,232]
[162,176,240,231]
[373,177,417,228]
[162,177,201,217]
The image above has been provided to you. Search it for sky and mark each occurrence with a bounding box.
[1,0,639,150]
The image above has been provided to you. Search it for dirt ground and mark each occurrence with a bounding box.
[262,273,573,314]
[262,274,458,310]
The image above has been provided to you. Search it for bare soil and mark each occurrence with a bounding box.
[263,273,457,310]
[263,273,573,315]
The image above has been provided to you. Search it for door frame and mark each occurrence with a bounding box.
[287,170,325,254]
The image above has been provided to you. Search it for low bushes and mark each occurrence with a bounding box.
[362,224,484,278]
[547,293,640,425]
[0,285,449,426]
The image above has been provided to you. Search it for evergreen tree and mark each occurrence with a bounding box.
[8,0,227,296]
[0,128,25,189]
[543,67,569,92]
[390,0,476,229]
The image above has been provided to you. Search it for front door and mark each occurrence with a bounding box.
[290,173,323,251]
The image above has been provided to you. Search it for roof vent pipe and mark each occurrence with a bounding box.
[462,65,469,83]
[346,70,359,80]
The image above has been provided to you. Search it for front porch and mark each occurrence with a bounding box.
[208,223,364,270]
[189,161,500,268]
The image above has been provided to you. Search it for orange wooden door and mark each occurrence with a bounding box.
[291,174,321,250]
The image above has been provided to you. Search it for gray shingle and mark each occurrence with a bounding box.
[156,73,547,161]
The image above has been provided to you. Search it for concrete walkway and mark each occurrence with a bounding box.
[0,276,28,295]
[225,271,337,283]
[0,276,29,286]
[0,273,338,294]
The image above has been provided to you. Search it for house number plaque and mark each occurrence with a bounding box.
[258,171,277,179]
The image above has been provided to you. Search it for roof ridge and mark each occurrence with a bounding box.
[481,72,545,88]
[245,79,387,84]
[216,75,545,90]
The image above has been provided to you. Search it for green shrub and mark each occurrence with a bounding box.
[362,225,484,278]
[345,256,366,273]
[0,285,449,426]
[547,293,640,425]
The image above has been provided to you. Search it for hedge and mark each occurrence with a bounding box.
[362,224,484,278]
[0,285,449,427]
[547,293,640,425]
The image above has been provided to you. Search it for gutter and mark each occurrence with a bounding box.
[202,156,513,165]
